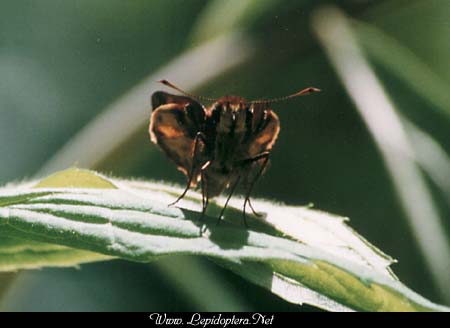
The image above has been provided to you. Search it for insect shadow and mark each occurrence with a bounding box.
[177,202,280,251]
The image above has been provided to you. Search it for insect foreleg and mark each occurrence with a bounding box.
[217,175,241,225]
[238,151,270,226]
[200,160,211,220]
[169,132,206,207]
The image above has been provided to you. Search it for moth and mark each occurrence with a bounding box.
[149,80,320,226]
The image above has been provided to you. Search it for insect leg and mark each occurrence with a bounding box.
[200,160,211,220]
[247,198,261,217]
[169,132,206,207]
[239,151,270,226]
[217,175,241,225]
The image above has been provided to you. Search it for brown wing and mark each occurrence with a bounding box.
[152,91,201,110]
[149,92,206,183]
[245,103,280,158]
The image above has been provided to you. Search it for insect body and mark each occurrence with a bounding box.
[149,80,319,226]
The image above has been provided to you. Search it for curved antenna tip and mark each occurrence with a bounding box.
[251,86,321,104]
[296,87,321,96]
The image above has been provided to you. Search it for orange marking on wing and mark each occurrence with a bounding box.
[157,125,185,138]
[255,130,273,144]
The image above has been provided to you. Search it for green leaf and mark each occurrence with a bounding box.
[0,235,111,271]
[353,20,450,119]
[0,168,448,312]
[33,168,117,189]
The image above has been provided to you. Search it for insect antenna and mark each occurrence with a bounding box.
[250,87,321,105]
[158,80,217,102]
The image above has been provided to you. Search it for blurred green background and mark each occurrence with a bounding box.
[0,0,449,311]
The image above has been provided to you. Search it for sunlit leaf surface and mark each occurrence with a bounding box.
[0,168,448,312]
